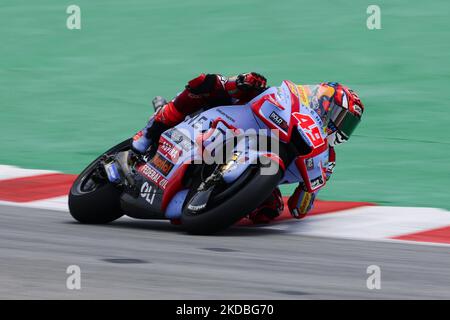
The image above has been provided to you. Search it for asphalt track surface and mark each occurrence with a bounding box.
[1,204,450,300]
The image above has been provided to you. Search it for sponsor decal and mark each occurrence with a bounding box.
[140,182,157,205]
[187,203,207,212]
[275,87,288,105]
[138,164,168,190]
[292,112,325,148]
[312,111,323,129]
[158,136,182,163]
[269,111,288,131]
[305,158,314,170]
[286,81,300,98]
[187,92,202,99]
[216,108,236,123]
[327,161,336,173]
[150,153,174,176]
[164,128,194,152]
[297,85,310,106]
[311,96,320,111]
[310,176,324,189]
[299,191,312,214]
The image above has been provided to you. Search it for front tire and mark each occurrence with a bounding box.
[68,139,131,224]
[181,165,283,234]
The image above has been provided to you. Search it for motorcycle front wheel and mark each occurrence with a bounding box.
[181,162,283,235]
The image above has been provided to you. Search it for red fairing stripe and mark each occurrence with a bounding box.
[251,81,299,143]
[261,153,286,171]
[285,80,300,143]
[295,143,328,193]
[195,117,242,158]
[196,117,241,144]
[161,162,190,211]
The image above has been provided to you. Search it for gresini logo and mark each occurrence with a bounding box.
[137,164,168,190]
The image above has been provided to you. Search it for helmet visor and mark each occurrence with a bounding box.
[328,105,361,138]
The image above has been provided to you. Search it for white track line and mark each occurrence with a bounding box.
[263,206,450,240]
[0,165,57,180]
[0,196,69,212]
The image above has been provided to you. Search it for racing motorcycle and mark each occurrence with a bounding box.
[68,81,331,234]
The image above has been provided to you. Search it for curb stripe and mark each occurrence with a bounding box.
[0,165,56,180]
[391,225,450,244]
[239,197,375,225]
[0,173,77,202]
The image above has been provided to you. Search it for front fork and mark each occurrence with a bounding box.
[186,152,242,213]
[102,151,143,197]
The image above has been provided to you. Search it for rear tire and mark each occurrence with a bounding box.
[68,139,131,224]
[181,164,283,235]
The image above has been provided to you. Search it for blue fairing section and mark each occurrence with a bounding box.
[280,147,330,187]
[222,163,249,184]
[165,189,189,219]
[282,161,303,184]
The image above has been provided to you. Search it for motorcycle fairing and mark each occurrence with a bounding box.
[165,189,189,219]
[164,104,288,218]
[280,144,329,192]
[130,81,330,218]
[130,105,261,217]
[250,81,329,192]
[295,145,329,192]
[291,87,329,192]
[250,81,300,143]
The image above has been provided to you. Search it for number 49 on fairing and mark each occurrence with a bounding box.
[292,112,325,148]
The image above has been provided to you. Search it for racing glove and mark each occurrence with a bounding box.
[235,72,267,92]
[287,184,316,219]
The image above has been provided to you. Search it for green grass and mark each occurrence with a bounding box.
[1,0,449,209]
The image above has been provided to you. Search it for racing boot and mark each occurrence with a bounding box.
[131,96,187,156]
[131,96,169,154]
[152,96,166,114]
[131,118,170,155]
[248,187,284,224]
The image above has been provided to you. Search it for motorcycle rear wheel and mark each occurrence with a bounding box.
[68,139,131,224]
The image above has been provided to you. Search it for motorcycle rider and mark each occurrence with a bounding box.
[131,73,364,223]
